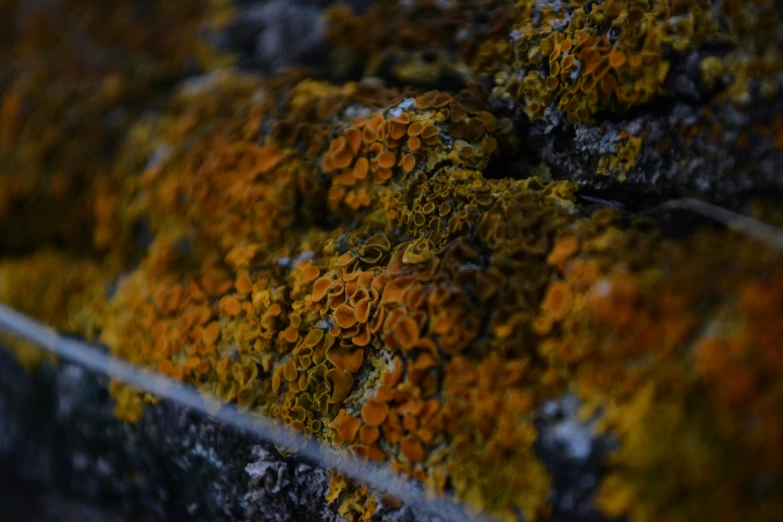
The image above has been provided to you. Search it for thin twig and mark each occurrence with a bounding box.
[644,197,783,251]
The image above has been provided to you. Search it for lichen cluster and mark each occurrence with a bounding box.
[95,75,562,519]
[326,0,783,183]
[328,0,781,119]
[500,0,781,122]
[0,0,231,254]
[2,2,783,522]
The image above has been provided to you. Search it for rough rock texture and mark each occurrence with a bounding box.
[527,96,783,201]
[0,348,337,521]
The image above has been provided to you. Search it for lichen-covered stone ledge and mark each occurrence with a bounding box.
[0,345,612,522]
[0,347,434,522]
[322,0,783,199]
[2,68,783,521]
[1,1,783,521]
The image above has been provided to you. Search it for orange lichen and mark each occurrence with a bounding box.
[332,410,362,444]
[400,436,425,463]
[326,343,364,373]
[6,7,783,517]
[313,277,333,302]
[608,49,627,69]
[361,400,390,427]
[256,145,283,173]
[495,0,781,123]
[391,316,420,351]
[334,304,358,329]
[0,0,231,255]
[547,235,580,266]
[542,282,573,322]
[402,154,416,173]
[360,425,380,445]
[378,150,396,169]
[327,368,354,404]
[282,326,300,343]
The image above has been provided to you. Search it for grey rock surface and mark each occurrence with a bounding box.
[0,347,341,521]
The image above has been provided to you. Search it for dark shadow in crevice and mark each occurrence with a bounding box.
[370,50,472,93]
[481,112,545,180]
[574,184,783,242]
[588,94,682,127]
[481,143,542,181]
[0,479,144,522]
